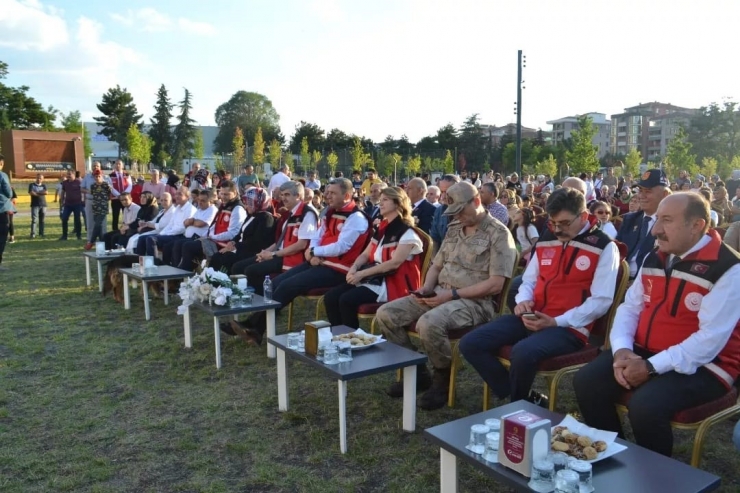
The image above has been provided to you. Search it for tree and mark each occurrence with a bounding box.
[299,137,310,171]
[311,150,323,171]
[375,150,394,178]
[566,115,599,174]
[326,150,339,177]
[406,155,422,177]
[267,139,281,171]
[127,124,151,171]
[232,127,245,169]
[94,85,142,157]
[624,147,642,178]
[688,101,740,164]
[535,154,558,179]
[436,123,459,151]
[289,121,325,153]
[214,91,281,154]
[350,136,372,171]
[458,114,486,171]
[0,60,57,131]
[253,127,265,166]
[664,126,698,179]
[326,128,352,149]
[442,150,454,174]
[193,128,204,160]
[60,110,92,158]
[171,88,197,168]
[148,84,173,167]
[700,156,718,179]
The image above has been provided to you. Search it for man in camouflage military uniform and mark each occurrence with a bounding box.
[375,182,517,410]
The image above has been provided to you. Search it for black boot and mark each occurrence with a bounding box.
[419,367,451,411]
[386,364,432,398]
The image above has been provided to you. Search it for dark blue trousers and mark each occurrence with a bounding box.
[460,314,584,402]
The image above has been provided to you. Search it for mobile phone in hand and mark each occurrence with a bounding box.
[521,312,539,320]
[411,290,436,299]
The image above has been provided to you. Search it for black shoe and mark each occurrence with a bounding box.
[525,390,549,409]
[386,364,432,398]
[58,236,68,241]
[219,323,236,336]
[419,368,451,411]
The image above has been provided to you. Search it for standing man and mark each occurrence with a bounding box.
[617,169,671,279]
[268,164,291,196]
[461,188,619,406]
[28,173,48,238]
[574,193,740,458]
[0,154,12,270]
[237,164,259,194]
[109,160,132,231]
[603,167,618,189]
[142,169,166,201]
[480,182,509,226]
[364,182,386,222]
[375,182,517,410]
[406,177,435,234]
[430,174,461,253]
[361,169,384,197]
[59,169,84,241]
[81,162,111,243]
[426,186,441,207]
[306,171,321,190]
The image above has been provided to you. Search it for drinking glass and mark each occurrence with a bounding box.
[482,431,500,463]
[548,452,569,473]
[466,424,490,454]
[528,459,555,492]
[286,332,300,351]
[323,344,339,365]
[316,343,328,362]
[567,459,593,493]
[554,469,579,493]
[297,331,305,353]
[484,418,501,432]
[337,341,352,362]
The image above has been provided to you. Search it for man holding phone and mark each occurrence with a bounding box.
[460,188,620,407]
[375,182,517,411]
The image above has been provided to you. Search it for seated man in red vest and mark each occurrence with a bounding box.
[238,178,371,344]
[460,187,620,407]
[574,192,740,457]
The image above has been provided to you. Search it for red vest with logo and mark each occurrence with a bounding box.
[368,218,422,301]
[636,230,740,388]
[110,171,131,198]
[320,202,371,273]
[533,217,612,341]
[208,199,244,248]
[280,202,318,271]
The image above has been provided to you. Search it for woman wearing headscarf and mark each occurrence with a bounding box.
[614,187,632,216]
[210,187,277,273]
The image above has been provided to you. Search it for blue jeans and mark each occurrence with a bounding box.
[31,206,46,236]
[61,203,84,238]
[459,314,584,402]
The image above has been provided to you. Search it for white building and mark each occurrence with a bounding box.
[546,112,611,158]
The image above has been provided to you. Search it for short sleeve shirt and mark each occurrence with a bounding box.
[90,182,111,216]
[28,183,47,207]
[434,214,517,290]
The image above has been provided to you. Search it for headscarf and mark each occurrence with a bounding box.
[194,168,209,187]
[243,187,269,213]
[166,170,180,188]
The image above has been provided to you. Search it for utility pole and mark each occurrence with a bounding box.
[514,50,526,176]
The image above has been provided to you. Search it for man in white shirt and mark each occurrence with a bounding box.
[267,164,291,196]
[170,190,219,267]
[128,192,175,253]
[426,186,441,207]
[575,193,740,458]
[461,187,619,407]
[143,186,196,264]
[103,192,140,249]
[305,171,321,190]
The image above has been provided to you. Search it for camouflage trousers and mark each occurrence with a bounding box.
[374,295,497,370]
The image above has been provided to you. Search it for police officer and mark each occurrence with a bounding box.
[375,182,517,410]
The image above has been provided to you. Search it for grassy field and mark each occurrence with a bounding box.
[1,210,739,493]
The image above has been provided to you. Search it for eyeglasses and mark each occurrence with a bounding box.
[595,210,611,215]
[547,217,579,230]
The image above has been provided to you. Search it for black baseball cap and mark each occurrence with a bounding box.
[637,169,669,188]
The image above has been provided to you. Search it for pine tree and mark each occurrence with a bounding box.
[171,88,197,169]
[94,85,142,158]
[149,84,173,167]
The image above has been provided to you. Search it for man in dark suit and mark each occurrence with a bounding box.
[363,182,385,223]
[617,169,671,279]
[407,177,435,235]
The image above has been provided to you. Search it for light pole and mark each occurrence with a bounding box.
[514,50,526,177]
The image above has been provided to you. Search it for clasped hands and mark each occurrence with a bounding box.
[612,349,651,390]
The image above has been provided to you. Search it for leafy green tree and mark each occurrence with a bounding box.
[0,60,57,131]
[458,114,486,170]
[193,128,204,160]
[700,157,718,179]
[127,124,151,170]
[214,91,281,154]
[232,127,245,169]
[624,147,642,178]
[171,88,197,168]
[94,85,142,157]
[350,136,372,171]
[535,154,558,179]
[290,121,325,153]
[375,150,394,178]
[664,126,698,179]
[60,110,92,158]
[436,123,459,151]
[406,155,422,177]
[268,139,281,171]
[253,127,265,166]
[326,150,339,177]
[442,150,454,174]
[300,137,310,171]
[565,115,599,174]
[688,101,740,163]
[148,84,173,167]
[311,150,322,171]
[326,128,352,149]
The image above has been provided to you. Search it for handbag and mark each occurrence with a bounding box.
[357,262,393,286]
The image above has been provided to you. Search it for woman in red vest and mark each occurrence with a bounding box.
[323,187,424,328]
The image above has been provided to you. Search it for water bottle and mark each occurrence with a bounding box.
[263,275,273,302]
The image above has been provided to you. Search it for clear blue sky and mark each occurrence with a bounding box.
[2,0,739,142]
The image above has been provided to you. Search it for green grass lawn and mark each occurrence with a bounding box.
[1,211,739,492]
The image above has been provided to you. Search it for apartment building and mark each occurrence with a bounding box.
[546,112,611,158]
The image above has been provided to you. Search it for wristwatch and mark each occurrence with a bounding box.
[645,359,658,378]
[309,247,315,257]
[451,289,460,300]
[272,251,278,258]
